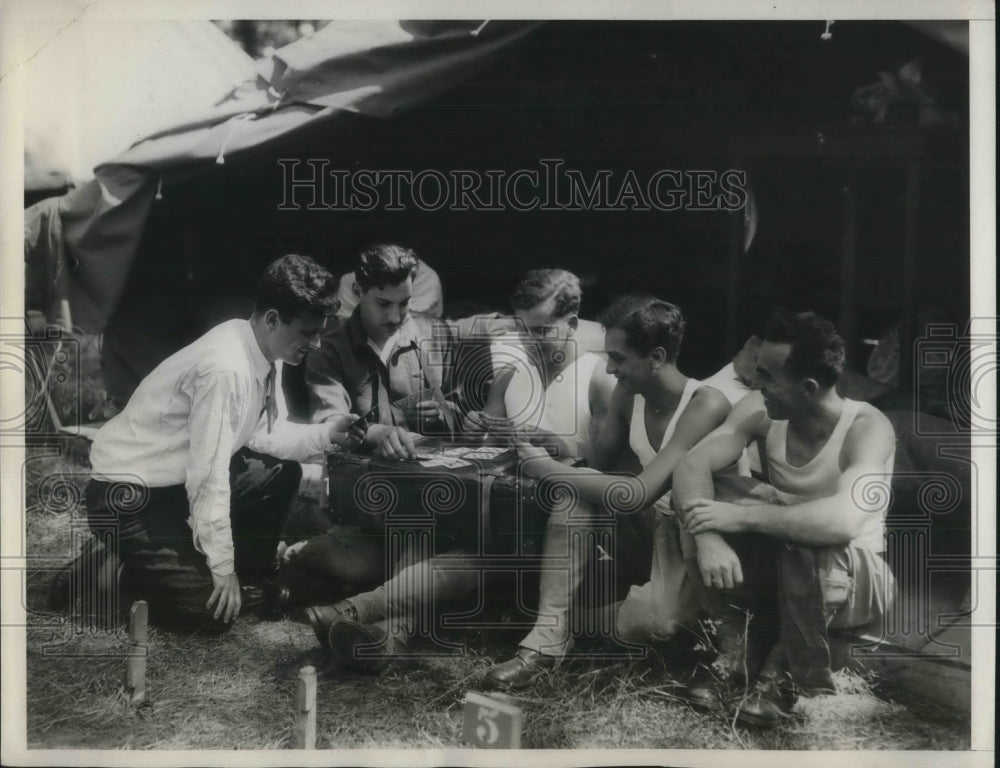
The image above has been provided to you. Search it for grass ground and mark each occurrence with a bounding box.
[22,445,971,751]
[19,336,971,751]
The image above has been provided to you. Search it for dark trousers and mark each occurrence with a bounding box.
[688,533,782,679]
[278,525,392,604]
[85,448,302,634]
[278,522,467,608]
[693,534,894,691]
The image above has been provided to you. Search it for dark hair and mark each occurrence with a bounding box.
[355,244,419,291]
[763,309,845,387]
[510,269,582,319]
[255,254,339,322]
[598,294,685,361]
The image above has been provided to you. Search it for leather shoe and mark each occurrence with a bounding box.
[682,666,721,710]
[484,647,559,690]
[305,600,359,650]
[240,585,266,608]
[327,618,406,673]
[735,677,797,728]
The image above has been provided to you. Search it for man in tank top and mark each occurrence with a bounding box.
[486,294,731,689]
[303,269,617,670]
[464,268,614,465]
[672,309,897,728]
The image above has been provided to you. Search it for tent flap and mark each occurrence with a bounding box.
[35,20,539,333]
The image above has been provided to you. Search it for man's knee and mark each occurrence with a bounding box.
[230,449,302,503]
[288,529,386,590]
[123,566,232,634]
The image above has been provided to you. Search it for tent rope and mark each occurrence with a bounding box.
[216,113,256,165]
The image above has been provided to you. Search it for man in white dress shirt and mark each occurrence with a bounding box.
[78,255,361,633]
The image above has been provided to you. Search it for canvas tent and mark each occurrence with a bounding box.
[22,19,254,193]
[24,20,539,348]
[22,18,255,320]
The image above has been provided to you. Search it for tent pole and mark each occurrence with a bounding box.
[839,166,859,366]
[899,161,920,397]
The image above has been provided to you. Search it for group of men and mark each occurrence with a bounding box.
[60,244,897,729]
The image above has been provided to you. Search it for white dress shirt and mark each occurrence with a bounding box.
[90,319,334,577]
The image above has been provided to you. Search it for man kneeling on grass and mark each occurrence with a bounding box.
[60,255,362,634]
[671,309,897,727]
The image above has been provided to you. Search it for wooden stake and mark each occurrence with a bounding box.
[294,665,317,749]
[126,600,148,704]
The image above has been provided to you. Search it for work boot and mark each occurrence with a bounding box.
[735,674,797,728]
[305,600,359,650]
[484,647,559,690]
[327,618,407,674]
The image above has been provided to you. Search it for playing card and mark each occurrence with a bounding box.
[435,457,472,469]
[464,446,508,457]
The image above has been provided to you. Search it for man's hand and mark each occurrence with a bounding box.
[685,498,750,535]
[513,434,555,477]
[328,421,366,449]
[280,539,308,562]
[415,399,462,427]
[694,533,744,590]
[206,572,242,623]
[463,410,490,437]
[464,410,514,439]
[518,427,572,458]
[365,424,418,460]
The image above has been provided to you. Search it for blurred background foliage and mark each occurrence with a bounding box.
[212,20,332,59]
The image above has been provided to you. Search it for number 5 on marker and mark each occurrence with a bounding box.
[462,692,522,749]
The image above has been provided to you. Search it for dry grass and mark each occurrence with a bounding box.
[25,592,971,751]
[24,486,970,753]
[19,341,972,750]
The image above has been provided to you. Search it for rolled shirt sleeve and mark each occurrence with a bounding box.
[248,416,333,463]
[184,371,245,577]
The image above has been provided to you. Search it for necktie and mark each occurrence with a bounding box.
[264,364,278,434]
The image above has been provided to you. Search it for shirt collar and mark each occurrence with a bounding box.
[239,319,272,381]
[346,307,416,355]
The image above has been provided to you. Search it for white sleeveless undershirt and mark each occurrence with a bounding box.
[628,378,701,514]
[504,352,602,460]
[765,398,893,552]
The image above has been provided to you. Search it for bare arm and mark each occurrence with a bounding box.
[463,365,517,439]
[672,390,770,518]
[586,364,617,450]
[671,390,769,590]
[522,386,732,512]
[587,382,632,472]
[685,407,896,546]
[484,365,516,419]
